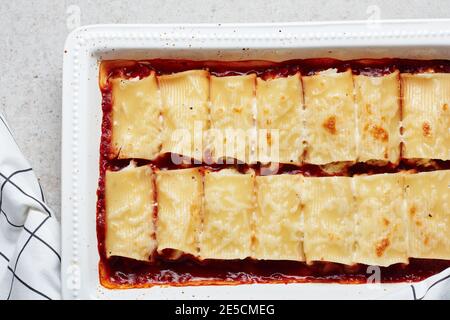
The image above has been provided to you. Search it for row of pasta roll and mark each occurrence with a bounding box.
[104,164,450,267]
[108,68,450,165]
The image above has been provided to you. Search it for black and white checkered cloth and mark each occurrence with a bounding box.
[0,114,60,300]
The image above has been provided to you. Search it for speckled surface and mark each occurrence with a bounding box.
[0,0,448,219]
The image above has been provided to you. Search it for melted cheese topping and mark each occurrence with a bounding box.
[354,173,408,266]
[105,165,156,261]
[209,74,256,163]
[406,170,450,259]
[199,169,254,259]
[111,73,162,160]
[354,71,401,163]
[158,70,210,161]
[155,168,203,256]
[303,176,355,264]
[253,174,305,261]
[256,74,304,164]
[401,73,450,160]
[303,70,357,164]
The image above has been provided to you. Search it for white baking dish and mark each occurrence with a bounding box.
[61,20,450,300]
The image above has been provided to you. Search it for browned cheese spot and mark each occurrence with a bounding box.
[422,122,432,137]
[233,106,242,113]
[376,238,390,257]
[323,116,337,135]
[370,125,389,142]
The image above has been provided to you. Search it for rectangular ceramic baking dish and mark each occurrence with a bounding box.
[61,20,450,300]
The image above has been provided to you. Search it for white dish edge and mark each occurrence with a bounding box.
[61,20,450,300]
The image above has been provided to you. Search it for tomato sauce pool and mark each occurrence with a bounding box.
[97,58,450,288]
